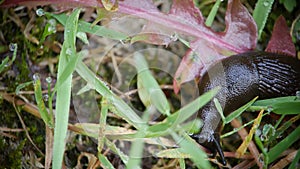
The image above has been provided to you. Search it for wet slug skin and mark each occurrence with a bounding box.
[192,51,300,165]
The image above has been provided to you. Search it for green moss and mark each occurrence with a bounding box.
[0,136,25,168]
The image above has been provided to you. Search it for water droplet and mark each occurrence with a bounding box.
[170,33,178,41]
[266,106,273,112]
[296,91,300,100]
[263,1,269,6]
[255,129,261,136]
[260,135,267,141]
[48,19,57,33]
[66,48,73,55]
[36,8,45,16]
[48,19,56,25]
[48,26,56,33]
[33,73,40,81]
[46,77,52,83]
[119,39,125,45]
[9,43,17,51]
[43,94,49,101]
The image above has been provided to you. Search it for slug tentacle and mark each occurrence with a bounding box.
[192,51,300,165]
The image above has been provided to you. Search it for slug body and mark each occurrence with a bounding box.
[192,52,300,162]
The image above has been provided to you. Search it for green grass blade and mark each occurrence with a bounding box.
[45,11,128,41]
[147,87,220,135]
[75,60,144,129]
[134,52,170,116]
[0,56,9,73]
[205,0,222,27]
[126,108,151,169]
[252,96,300,115]
[51,50,83,97]
[33,75,53,128]
[253,0,274,40]
[171,131,211,169]
[213,98,225,123]
[98,98,108,156]
[267,125,300,164]
[105,138,129,164]
[225,96,258,124]
[15,81,33,95]
[288,149,300,169]
[52,8,81,169]
[126,137,144,169]
[0,43,17,73]
[98,154,115,169]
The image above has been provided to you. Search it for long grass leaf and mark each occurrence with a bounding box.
[75,60,144,129]
[252,96,300,115]
[98,154,115,169]
[225,96,258,124]
[52,8,80,169]
[253,0,274,39]
[45,12,128,41]
[147,87,220,135]
[267,125,300,163]
[170,131,211,169]
[134,52,170,116]
[33,75,53,127]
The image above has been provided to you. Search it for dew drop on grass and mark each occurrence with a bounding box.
[48,26,56,33]
[33,73,40,82]
[46,77,52,84]
[263,1,269,7]
[48,19,57,33]
[66,48,73,55]
[48,19,56,25]
[43,94,49,101]
[9,43,17,51]
[119,39,126,45]
[296,91,300,100]
[36,8,45,16]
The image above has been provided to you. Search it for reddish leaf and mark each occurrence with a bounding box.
[1,0,100,8]
[218,0,257,51]
[130,22,178,46]
[173,0,257,92]
[265,16,296,57]
[2,0,256,52]
[1,0,258,92]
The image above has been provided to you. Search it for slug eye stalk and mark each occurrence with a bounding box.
[191,133,226,166]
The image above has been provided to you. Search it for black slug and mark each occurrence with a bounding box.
[192,51,300,164]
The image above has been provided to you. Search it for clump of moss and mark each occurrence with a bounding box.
[0,136,25,168]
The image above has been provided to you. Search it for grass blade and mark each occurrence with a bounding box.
[170,131,211,169]
[33,74,53,128]
[98,154,115,169]
[252,96,300,115]
[75,60,144,129]
[225,96,258,124]
[147,87,220,135]
[134,52,170,116]
[267,125,300,164]
[52,8,80,169]
[45,11,128,41]
[253,0,274,39]
[0,43,17,73]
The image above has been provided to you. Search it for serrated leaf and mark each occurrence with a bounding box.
[2,0,257,92]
